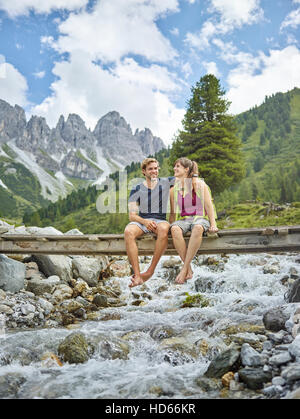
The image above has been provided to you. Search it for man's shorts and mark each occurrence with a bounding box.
[128,218,170,234]
[171,217,210,234]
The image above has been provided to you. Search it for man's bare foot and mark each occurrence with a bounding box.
[129,274,144,288]
[175,269,188,284]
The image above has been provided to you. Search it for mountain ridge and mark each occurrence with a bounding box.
[0,99,165,217]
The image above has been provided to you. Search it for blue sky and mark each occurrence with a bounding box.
[0,0,300,145]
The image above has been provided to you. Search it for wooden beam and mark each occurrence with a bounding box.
[0,225,299,256]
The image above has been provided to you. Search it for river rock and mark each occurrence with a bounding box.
[0,255,26,293]
[93,294,108,307]
[194,276,216,292]
[195,376,223,392]
[288,334,300,359]
[285,278,300,303]
[221,371,235,388]
[91,334,130,360]
[0,372,26,398]
[72,256,107,286]
[204,347,241,378]
[32,254,72,283]
[159,336,198,364]
[285,388,300,399]
[268,351,292,366]
[109,260,131,277]
[52,283,73,301]
[240,343,264,367]
[0,304,13,314]
[280,363,300,382]
[150,325,177,341]
[238,367,272,390]
[263,306,290,332]
[58,332,92,364]
[263,263,280,274]
[162,257,181,268]
[26,275,60,296]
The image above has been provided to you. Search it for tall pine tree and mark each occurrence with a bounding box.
[170,74,245,194]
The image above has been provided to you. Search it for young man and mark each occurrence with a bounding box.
[124,158,174,288]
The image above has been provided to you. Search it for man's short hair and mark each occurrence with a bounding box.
[141,158,159,171]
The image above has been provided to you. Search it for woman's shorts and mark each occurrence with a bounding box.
[171,217,210,234]
[128,218,170,234]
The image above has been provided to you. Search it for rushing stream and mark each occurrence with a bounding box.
[0,252,299,399]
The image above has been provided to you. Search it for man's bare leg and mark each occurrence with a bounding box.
[140,222,170,282]
[175,225,204,284]
[124,224,144,287]
[171,226,193,279]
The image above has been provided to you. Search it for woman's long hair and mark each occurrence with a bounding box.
[174,157,199,177]
[174,157,200,193]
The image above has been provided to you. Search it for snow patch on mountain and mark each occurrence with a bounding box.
[8,141,72,201]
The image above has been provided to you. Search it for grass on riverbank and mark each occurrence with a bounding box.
[216,201,300,230]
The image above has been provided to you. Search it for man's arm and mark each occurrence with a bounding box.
[128,202,157,232]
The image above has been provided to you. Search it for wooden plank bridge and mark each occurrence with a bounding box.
[0,225,299,256]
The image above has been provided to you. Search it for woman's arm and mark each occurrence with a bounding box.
[203,184,218,232]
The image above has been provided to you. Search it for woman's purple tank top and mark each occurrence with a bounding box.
[178,190,204,217]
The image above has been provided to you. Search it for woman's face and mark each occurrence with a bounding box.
[173,162,189,178]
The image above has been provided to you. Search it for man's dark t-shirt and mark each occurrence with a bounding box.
[129,177,175,221]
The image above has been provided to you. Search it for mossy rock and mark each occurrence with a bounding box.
[58,332,92,364]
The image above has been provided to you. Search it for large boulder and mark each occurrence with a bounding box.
[72,256,109,286]
[32,254,72,283]
[26,275,61,296]
[0,255,25,293]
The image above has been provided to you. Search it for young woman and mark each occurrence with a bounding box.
[169,157,218,284]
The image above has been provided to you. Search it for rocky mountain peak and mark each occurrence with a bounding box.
[93,111,132,139]
[0,98,165,183]
[16,115,51,152]
[0,99,26,143]
[60,113,94,149]
[134,127,165,157]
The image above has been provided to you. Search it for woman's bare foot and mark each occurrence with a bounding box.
[129,274,144,288]
[185,267,193,280]
[175,269,188,284]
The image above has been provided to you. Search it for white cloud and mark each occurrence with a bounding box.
[30,52,184,144]
[0,0,88,17]
[33,70,45,79]
[213,38,260,72]
[185,0,264,50]
[181,62,192,78]
[53,0,179,64]
[209,0,263,27]
[0,55,28,106]
[185,20,216,50]
[280,7,300,30]
[225,46,300,114]
[27,0,184,144]
[170,27,179,36]
[113,58,179,92]
[202,61,220,77]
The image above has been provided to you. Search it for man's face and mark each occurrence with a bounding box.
[143,162,159,180]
